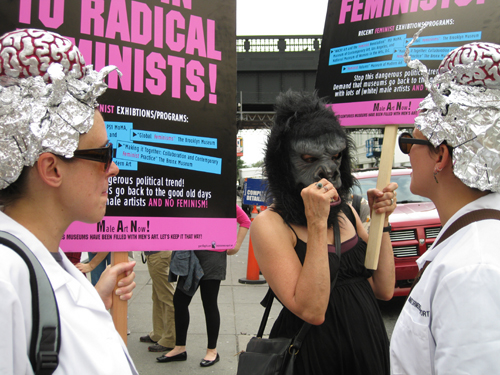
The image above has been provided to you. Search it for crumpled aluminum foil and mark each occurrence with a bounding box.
[405,28,500,192]
[0,29,120,190]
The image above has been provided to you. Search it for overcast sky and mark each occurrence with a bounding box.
[236,0,328,36]
[235,0,329,166]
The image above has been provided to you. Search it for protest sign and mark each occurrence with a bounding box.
[2,0,237,252]
[317,0,499,127]
[317,0,499,269]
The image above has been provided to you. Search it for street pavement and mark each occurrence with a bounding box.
[124,219,406,375]
[125,230,276,375]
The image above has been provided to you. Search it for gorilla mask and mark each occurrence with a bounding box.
[264,90,356,227]
[290,134,346,189]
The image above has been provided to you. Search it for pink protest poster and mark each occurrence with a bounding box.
[316,0,499,127]
[1,0,237,251]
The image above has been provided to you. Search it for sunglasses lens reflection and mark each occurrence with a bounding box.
[400,134,412,154]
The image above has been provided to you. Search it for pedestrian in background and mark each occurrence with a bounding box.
[228,204,251,255]
[76,251,111,285]
[140,251,176,352]
[157,204,250,367]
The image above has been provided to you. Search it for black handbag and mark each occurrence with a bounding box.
[236,222,341,375]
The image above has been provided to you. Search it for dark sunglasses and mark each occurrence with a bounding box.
[72,142,113,171]
[398,133,433,154]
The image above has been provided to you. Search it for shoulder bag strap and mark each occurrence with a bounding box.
[256,288,274,338]
[434,208,500,247]
[0,232,60,375]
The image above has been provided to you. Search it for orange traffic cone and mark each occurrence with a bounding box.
[238,206,266,284]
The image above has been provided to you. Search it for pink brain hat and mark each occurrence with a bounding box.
[0,28,117,190]
[439,42,500,89]
[408,40,500,192]
[0,28,86,81]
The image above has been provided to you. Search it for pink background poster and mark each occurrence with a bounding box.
[1,0,238,251]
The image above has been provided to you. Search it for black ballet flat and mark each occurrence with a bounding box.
[200,353,220,367]
[156,352,187,363]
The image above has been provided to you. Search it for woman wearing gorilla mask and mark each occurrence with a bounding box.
[251,91,397,375]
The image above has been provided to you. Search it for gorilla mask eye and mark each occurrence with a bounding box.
[301,155,317,163]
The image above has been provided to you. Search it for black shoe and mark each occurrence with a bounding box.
[200,353,220,367]
[157,352,187,363]
[148,344,173,352]
[140,335,157,343]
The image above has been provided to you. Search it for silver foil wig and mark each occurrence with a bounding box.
[0,28,119,189]
[405,28,500,192]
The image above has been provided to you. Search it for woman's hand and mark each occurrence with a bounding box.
[95,261,136,310]
[227,247,239,256]
[367,182,398,219]
[75,262,92,273]
[301,178,339,225]
[227,226,249,255]
[75,252,109,274]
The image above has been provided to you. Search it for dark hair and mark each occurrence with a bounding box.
[264,90,356,227]
[0,166,31,206]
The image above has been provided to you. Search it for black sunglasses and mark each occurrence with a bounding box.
[398,133,433,154]
[72,142,113,171]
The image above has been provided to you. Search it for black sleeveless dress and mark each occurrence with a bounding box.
[269,209,390,375]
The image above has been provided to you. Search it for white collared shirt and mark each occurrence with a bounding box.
[0,211,137,375]
[390,193,500,374]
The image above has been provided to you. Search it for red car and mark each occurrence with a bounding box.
[353,168,442,297]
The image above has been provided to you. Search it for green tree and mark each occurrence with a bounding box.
[237,157,247,169]
[237,157,247,182]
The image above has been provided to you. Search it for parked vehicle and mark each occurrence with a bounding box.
[353,168,442,297]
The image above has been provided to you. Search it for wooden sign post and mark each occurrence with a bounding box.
[364,124,399,270]
[111,252,129,344]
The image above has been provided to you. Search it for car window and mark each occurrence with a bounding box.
[353,173,431,203]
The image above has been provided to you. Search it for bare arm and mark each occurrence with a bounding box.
[252,179,336,325]
[227,226,249,255]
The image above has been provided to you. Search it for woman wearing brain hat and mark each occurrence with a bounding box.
[0,29,138,374]
[390,35,500,374]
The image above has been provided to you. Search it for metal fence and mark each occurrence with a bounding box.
[237,35,322,53]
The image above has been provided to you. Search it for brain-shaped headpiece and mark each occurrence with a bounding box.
[438,42,500,89]
[0,28,86,81]
[0,29,118,190]
[406,33,500,192]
